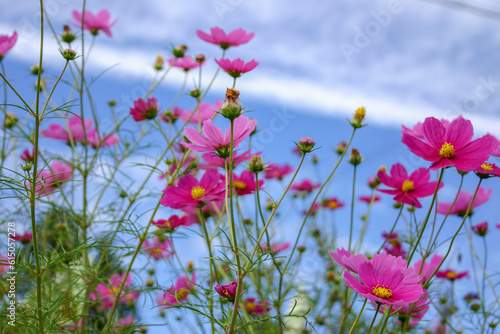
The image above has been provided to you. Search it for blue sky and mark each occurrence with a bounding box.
[2,0,500,332]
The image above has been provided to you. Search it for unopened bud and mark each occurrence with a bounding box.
[119,190,127,198]
[220,88,243,120]
[195,54,206,63]
[297,245,306,253]
[189,88,201,98]
[172,45,187,58]
[35,78,47,92]
[311,155,319,164]
[349,148,362,166]
[60,48,77,60]
[62,25,76,44]
[22,163,32,171]
[367,176,380,189]
[248,155,264,173]
[350,106,366,128]
[335,141,347,155]
[30,64,43,76]
[187,260,194,273]
[146,278,154,287]
[108,99,117,107]
[154,55,164,71]
[296,137,315,153]
[3,112,18,129]
[470,303,480,311]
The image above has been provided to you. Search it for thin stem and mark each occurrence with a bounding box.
[348,299,367,334]
[348,164,357,251]
[367,304,381,334]
[377,205,404,253]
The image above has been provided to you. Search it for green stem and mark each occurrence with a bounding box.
[348,164,357,251]
[367,304,381,334]
[348,299,367,334]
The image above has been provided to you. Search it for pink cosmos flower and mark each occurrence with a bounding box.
[436,269,468,281]
[291,179,320,196]
[198,149,256,169]
[90,273,137,310]
[179,101,222,124]
[34,161,73,195]
[377,163,444,208]
[13,232,33,244]
[437,187,492,216]
[160,106,183,123]
[129,97,159,121]
[344,258,424,307]
[401,118,451,139]
[87,132,119,148]
[0,31,18,59]
[491,135,500,157]
[471,221,488,236]
[168,56,204,71]
[143,236,173,260]
[114,316,135,333]
[215,281,238,301]
[215,58,259,78]
[181,116,256,157]
[382,231,399,240]
[412,254,443,284]
[181,200,224,225]
[303,202,320,216]
[263,163,294,180]
[230,170,264,196]
[358,194,381,203]
[158,274,196,307]
[474,162,500,178]
[71,9,117,37]
[261,241,290,254]
[383,238,407,259]
[20,148,35,162]
[243,297,270,315]
[196,27,254,49]
[161,169,225,209]
[321,197,345,210]
[152,215,190,231]
[402,116,496,171]
[42,115,94,143]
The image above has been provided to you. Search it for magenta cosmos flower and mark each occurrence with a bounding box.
[412,254,443,284]
[329,247,368,274]
[437,186,492,216]
[0,31,18,60]
[358,194,381,203]
[161,170,225,209]
[196,27,254,49]
[90,273,137,310]
[129,97,159,121]
[243,297,270,315]
[475,162,500,178]
[231,170,264,196]
[152,215,190,231]
[377,163,444,208]
[263,163,294,180]
[34,161,73,195]
[179,101,222,124]
[87,132,119,148]
[215,58,259,78]
[321,197,345,210]
[344,259,424,307]
[291,179,320,196]
[261,241,290,254]
[181,200,224,225]
[402,116,496,171]
[181,116,256,158]
[158,274,196,307]
[198,149,255,169]
[20,148,35,162]
[215,281,237,301]
[160,106,183,123]
[436,269,468,281]
[471,221,488,236]
[42,115,94,143]
[168,56,204,72]
[71,9,117,37]
[143,236,173,260]
[491,135,500,157]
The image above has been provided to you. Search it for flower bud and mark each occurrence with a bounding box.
[407,205,415,212]
[297,245,306,253]
[349,148,362,166]
[62,25,76,44]
[248,155,264,173]
[60,48,77,61]
[195,54,206,63]
[119,190,127,198]
[172,45,187,58]
[35,78,47,92]
[146,278,154,287]
[3,112,18,129]
[22,163,32,171]
[311,155,319,164]
[30,64,43,76]
[350,106,366,128]
[470,303,480,311]
[439,296,447,304]
[148,268,155,276]
[242,217,253,225]
[335,141,347,155]
[189,88,201,98]
[367,176,380,189]
[220,88,243,120]
[187,260,194,273]
[296,137,315,153]
[154,55,164,71]
[393,202,403,209]
[489,323,498,329]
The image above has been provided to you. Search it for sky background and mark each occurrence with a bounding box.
[2,0,500,332]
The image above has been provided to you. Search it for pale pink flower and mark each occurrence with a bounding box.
[437,187,492,216]
[261,241,290,254]
[168,56,204,71]
[71,9,117,37]
[263,163,294,180]
[42,115,94,143]
[158,274,196,307]
[0,31,18,59]
[34,161,73,195]
[196,27,254,49]
[198,149,256,169]
[179,101,222,124]
[143,236,173,260]
[215,58,259,78]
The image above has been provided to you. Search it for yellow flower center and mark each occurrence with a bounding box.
[327,200,338,209]
[446,271,457,280]
[439,142,455,159]
[176,288,188,300]
[481,163,493,171]
[245,302,256,312]
[233,181,247,189]
[355,106,366,121]
[372,285,392,299]
[402,179,414,192]
[191,186,206,200]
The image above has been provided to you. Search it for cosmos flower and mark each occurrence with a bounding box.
[42,115,94,143]
[377,163,444,208]
[179,101,222,124]
[34,161,73,196]
[198,149,256,169]
[358,194,381,203]
[263,163,294,180]
[158,274,196,307]
[291,179,320,196]
[491,135,500,157]
[160,106,183,123]
[181,116,256,158]
[71,9,117,37]
[321,197,345,210]
[437,187,492,216]
[215,58,259,78]
[161,169,225,209]
[471,221,488,236]
[402,116,496,171]
[436,269,468,281]
[129,97,159,121]
[0,31,17,59]
[411,254,444,284]
[90,273,137,310]
[152,215,190,231]
[261,242,290,254]
[215,281,238,301]
[20,148,35,162]
[168,56,204,71]
[87,132,119,148]
[196,27,254,49]
[329,248,368,274]
[242,297,270,315]
[474,162,500,178]
[143,236,173,260]
[230,170,264,196]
